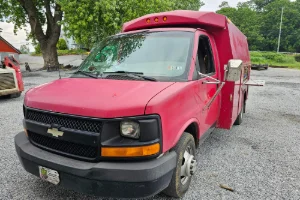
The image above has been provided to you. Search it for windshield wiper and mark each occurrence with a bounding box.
[74,70,98,79]
[104,71,157,82]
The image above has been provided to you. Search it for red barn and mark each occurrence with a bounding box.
[0,36,21,62]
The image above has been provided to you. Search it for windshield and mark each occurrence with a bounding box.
[73,31,194,81]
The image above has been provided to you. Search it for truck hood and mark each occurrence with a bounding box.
[25,78,175,118]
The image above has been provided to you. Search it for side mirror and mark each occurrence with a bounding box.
[225,59,243,82]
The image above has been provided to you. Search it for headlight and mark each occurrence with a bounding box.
[120,121,140,139]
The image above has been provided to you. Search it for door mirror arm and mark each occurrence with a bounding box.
[198,71,221,84]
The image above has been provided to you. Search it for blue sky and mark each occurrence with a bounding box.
[0,0,246,52]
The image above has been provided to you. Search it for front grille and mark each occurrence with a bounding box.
[28,131,97,159]
[26,110,102,133]
[0,73,16,90]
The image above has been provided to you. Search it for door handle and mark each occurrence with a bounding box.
[202,80,220,84]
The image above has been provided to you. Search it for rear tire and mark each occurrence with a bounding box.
[163,133,196,198]
[234,100,244,125]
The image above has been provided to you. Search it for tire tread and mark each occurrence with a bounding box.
[163,133,195,198]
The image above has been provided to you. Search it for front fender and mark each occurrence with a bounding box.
[171,118,200,150]
[145,82,200,152]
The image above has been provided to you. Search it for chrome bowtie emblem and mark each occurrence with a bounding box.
[47,128,64,137]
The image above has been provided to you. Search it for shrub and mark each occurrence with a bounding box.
[57,49,86,56]
[250,51,296,64]
[295,55,300,62]
[263,52,296,63]
[57,38,68,50]
[250,51,264,57]
[34,43,41,54]
[251,56,266,63]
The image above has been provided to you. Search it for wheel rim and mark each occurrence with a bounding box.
[180,145,197,185]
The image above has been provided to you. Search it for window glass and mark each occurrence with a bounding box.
[197,36,215,75]
[75,31,194,81]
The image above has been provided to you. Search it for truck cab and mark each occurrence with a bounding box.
[15,11,260,198]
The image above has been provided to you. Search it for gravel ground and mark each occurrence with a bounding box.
[0,68,300,200]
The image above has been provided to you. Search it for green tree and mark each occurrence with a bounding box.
[174,0,204,10]
[260,0,300,52]
[253,0,276,10]
[0,0,9,19]
[59,0,204,48]
[217,2,264,50]
[219,1,230,8]
[57,38,68,50]
[217,0,300,52]
[0,0,62,69]
[20,44,30,54]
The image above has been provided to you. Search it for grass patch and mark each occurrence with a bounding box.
[57,49,87,56]
[250,51,300,69]
[31,49,88,56]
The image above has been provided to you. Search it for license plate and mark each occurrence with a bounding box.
[39,166,60,185]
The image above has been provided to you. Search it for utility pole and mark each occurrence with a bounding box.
[277,7,284,53]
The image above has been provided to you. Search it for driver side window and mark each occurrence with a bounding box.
[195,36,215,77]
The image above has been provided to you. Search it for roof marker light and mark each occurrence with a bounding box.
[163,16,167,22]
[146,18,150,23]
[154,17,159,22]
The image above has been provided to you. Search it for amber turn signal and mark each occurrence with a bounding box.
[101,143,160,157]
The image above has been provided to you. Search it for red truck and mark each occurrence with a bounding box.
[15,11,264,198]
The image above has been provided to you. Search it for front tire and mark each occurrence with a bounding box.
[163,133,196,198]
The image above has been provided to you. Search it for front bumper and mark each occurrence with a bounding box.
[15,132,176,198]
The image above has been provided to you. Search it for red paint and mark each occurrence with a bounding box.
[25,79,175,118]
[0,37,21,54]
[24,11,251,153]
[122,10,226,32]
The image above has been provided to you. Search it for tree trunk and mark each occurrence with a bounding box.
[41,42,59,71]
[18,0,63,72]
